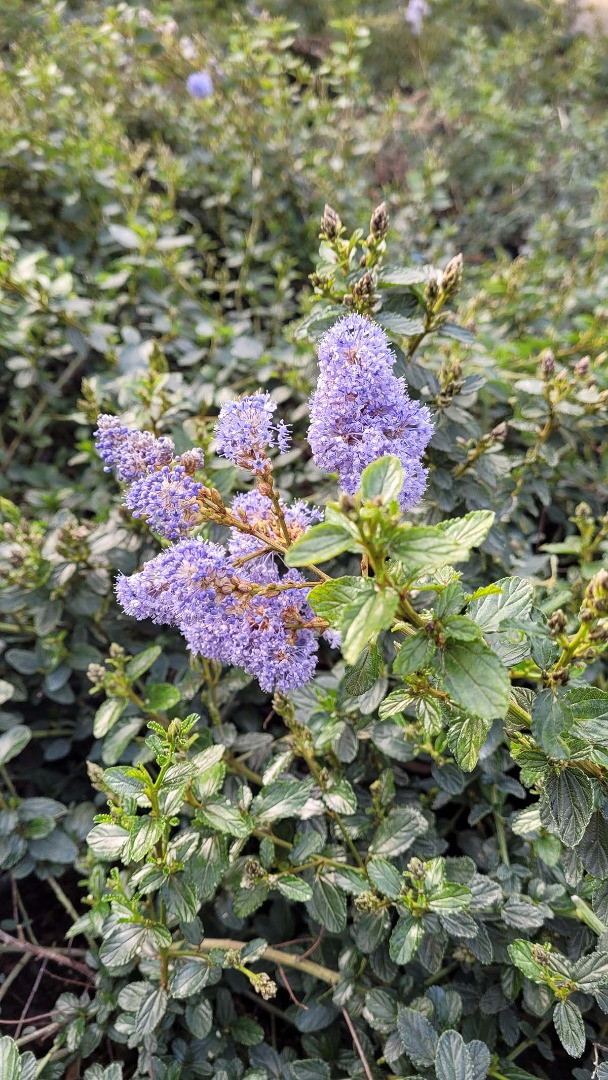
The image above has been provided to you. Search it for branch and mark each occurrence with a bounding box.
[177,937,340,986]
[0,930,92,978]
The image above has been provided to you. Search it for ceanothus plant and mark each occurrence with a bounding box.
[82,281,608,1078]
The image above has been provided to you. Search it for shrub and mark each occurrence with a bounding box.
[1,3,608,1079]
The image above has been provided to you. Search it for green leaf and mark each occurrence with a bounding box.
[435,1029,474,1080]
[285,523,355,566]
[531,690,573,759]
[344,644,383,696]
[99,922,149,969]
[87,823,130,860]
[393,631,435,676]
[544,769,593,847]
[308,576,367,627]
[447,714,491,771]
[125,646,162,680]
[170,958,219,998]
[443,640,510,720]
[369,806,428,858]
[396,1006,438,1067]
[341,585,399,666]
[185,998,213,1039]
[367,858,403,899]
[389,511,495,573]
[553,1000,585,1058]
[378,266,429,287]
[135,986,167,1037]
[567,686,608,721]
[126,817,164,862]
[310,874,347,933]
[507,940,546,984]
[198,798,250,838]
[0,725,31,766]
[377,312,425,335]
[427,884,471,912]
[252,779,314,823]
[276,875,313,902]
[323,777,357,815]
[0,1036,20,1080]
[359,455,404,502]
[467,577,533,632]
[389,914,424,963]
[579,812,608,877]
[93,697,127,738]
[145,683,181,712]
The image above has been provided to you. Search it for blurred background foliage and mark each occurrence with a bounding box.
[0,0,607,1075]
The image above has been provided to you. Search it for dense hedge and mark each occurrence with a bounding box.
[0,3,607,1079]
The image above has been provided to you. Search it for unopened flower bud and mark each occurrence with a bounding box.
[87,663,106,685]
[442,253,463,295]
[532,944,549,964]
[407,857,426,880]
[109,643,125,659]
[370,201,389,239]
[352,270,374,301]
[541,349,555,377]
[320,204,341,241]
[548,609,567,635]
[355,891,383,914]
[589,624,608,643]
[575,355,591,377]
[425,275,440,304]
[575,502,592,520]
[491,421,508,442]
[180,448,205,476]
[87,761,106,791]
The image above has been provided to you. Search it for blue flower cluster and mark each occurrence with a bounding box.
[94,416,205,539]
[116,537,318,693]
[308,314,433,511]
[95,414,174,482]
[215,392,291,474]
[96,315,433,692]
[186,70,213,99]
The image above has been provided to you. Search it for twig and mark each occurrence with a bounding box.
[15,1021,60,1048]
[299,928,325,961]
[277,966,308,1010]
[0,930,92,978]
[342,1008,374,1080]
[15,958,48,1039]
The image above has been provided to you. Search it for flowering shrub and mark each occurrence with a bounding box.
[1,3,608,1079]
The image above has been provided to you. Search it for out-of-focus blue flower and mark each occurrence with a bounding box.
[404,0,430,35]
[308,314,433,511]
[187,70,213,99]
[215,391,291,474]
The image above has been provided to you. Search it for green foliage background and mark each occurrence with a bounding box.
[0,1,607,1078]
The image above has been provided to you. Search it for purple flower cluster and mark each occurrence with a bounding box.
[404,0,430,35]
[215,392,291,474]
[116,538,318,692]
[228,490,321,574]
[94,416,205,539]
[95,414,174,482]
[308,314,433,511]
